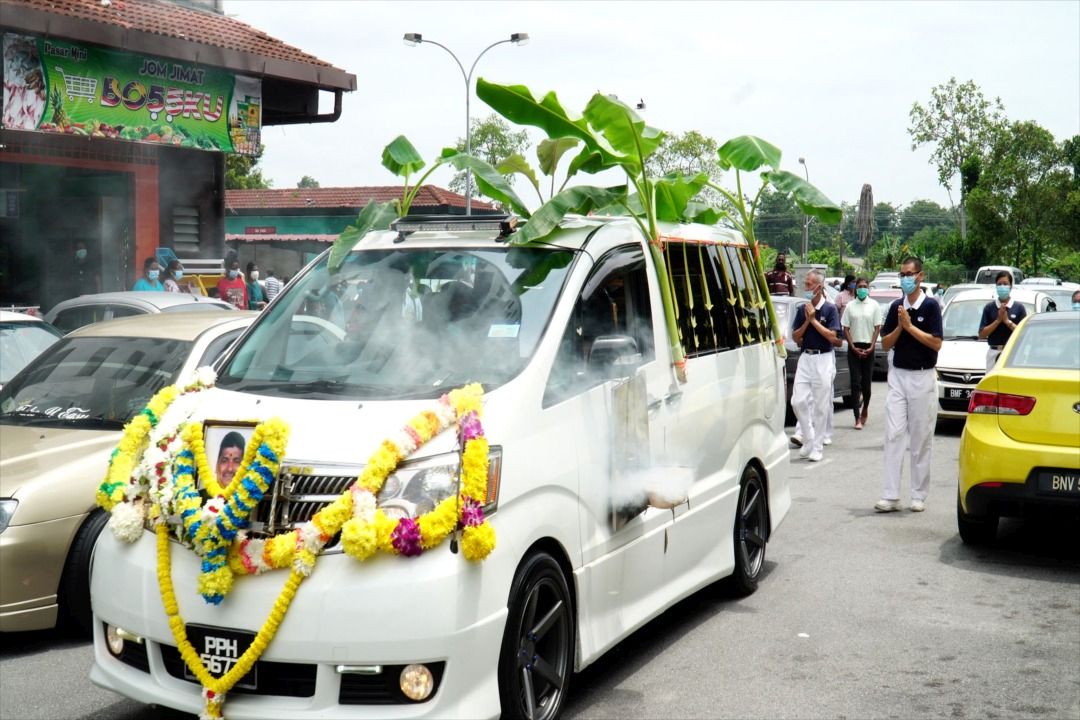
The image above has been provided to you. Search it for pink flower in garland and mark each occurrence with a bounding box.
[461,498,485,527]
[459,412,484,442]
[391,518,423,557]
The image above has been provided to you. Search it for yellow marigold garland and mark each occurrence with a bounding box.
[96,385,180,510]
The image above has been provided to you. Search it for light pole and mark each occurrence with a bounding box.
[798,157,810,258]
[403,32,529,215]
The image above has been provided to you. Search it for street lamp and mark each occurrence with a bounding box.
[403,32,530,215]
[798,157,810,258]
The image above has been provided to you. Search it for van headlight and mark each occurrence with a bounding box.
[0,499,17,535]
[377,448,502,519]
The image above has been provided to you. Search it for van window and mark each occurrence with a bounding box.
[665,241,737,355]
[544,246,654,406]
[736,247,768,344]
[717,245,765,344]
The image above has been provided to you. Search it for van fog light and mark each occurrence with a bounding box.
[105,624,125,656]
[400,664,434,701]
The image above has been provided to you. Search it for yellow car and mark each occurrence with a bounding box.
[957,312,1080,544]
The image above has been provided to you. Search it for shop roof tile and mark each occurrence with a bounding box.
[225,186,497,211]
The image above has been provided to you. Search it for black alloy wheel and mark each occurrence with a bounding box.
[725,465,768,597]
[499,552,573,720]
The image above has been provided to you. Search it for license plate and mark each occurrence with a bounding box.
[1036,470,1080,496]
[947,387,971,400]
[183,625,257,690]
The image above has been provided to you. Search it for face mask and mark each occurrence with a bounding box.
[848,282,856,291]
[996,285,1010,301]
[228,269,239,279]
[803,289,816,300]
[174,270,184,280]
[856,287,869,300]
[899,276,918,295]
[148,270,160,281]
[1073,302,1080,311]
[75,249,87,261]
[250,271,260,281]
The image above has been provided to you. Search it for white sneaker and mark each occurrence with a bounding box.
[807,451,823,462]
[823,437,833,446]
[910,500,926,512]
[790,434,804,448]
[874,499,900,513]
[798,446,812,459]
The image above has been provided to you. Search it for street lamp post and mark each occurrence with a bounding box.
[403,32,529,215]
[798,157,810,258]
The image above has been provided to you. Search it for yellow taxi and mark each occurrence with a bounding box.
[957,312,1080,543]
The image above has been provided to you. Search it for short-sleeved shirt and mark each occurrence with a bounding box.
[842,297,883,344]
[978,299,1027,348]
[766,268,795,296]
[132,278,163,292]
[882,292,943,370]
[217,276,249,310]
[793,297,842,352]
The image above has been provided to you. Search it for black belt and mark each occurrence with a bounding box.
[990,345,1004,350]
[803,349,830,355]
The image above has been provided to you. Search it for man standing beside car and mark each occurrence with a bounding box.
[876,256,942,513]
[977,270,1026,371]
[766,253,796,296]
[791,269,843,462]
[842,277,882,430]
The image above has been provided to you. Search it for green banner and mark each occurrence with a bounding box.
[2,33,261,154]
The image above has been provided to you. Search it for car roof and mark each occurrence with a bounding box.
[947,287,1048,305]
[67,310,257,341]
[0,310,44,322]
[1022,311,1078,327]
[48,291,232,312]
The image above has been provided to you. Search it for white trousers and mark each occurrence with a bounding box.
[792,352,835,454]
[986,348,1001,371]
[882,367,937,502]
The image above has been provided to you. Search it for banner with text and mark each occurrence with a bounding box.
[2,33,261,154]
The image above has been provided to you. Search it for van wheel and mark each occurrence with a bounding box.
[59,509,108,636]
[498,553,573,720]
[724,466,768,597]
[957,492,997,545]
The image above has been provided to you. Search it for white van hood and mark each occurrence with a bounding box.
[936,339,988,372]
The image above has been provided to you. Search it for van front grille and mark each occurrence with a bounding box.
[250,464,363,548]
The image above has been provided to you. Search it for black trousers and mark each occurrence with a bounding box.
[848,342,875,417]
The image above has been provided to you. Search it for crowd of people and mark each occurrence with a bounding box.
[129,253,286,312]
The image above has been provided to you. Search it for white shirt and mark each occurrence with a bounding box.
[842,296,882,344]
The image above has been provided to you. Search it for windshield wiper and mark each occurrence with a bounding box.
[944,334,980,341]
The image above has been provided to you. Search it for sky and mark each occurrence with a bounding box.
[224,0,1080,211]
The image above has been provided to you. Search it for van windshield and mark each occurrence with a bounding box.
[217,246,577,400]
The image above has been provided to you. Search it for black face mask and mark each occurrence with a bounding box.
[774,260,786,271]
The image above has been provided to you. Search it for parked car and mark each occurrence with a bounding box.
[941,282,982,308]
[772,294,852,423]
[89,214,794,718]
[1025,281,1078,311]
[44,291,235,334]
[1020,277,1064,286]
[0,312,257,633]
[974,265,1025,284]
[0,311,62,390]
[957,312,1080,543]
[935,287,1056,420]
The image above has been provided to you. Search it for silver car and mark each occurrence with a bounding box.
[44,291,234,334]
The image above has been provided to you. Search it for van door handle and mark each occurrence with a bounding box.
[664,390,683,405]
[648,396,663,412]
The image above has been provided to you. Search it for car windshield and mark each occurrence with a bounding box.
[943,298,1035,338]
[1006,319,1080,370]
[0,321,62,384]
[217,245,577,400]
[0,336,192,429]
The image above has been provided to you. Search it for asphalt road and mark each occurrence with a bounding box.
[2,381,1078,720]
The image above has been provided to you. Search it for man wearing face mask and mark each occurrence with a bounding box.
[842,277,882,429]
[790,269,843,462]
[766,253,796,296]
[216,258,249,310]
[977,270,1026,371]
[72,241,100,297]
[132,257,164,291]
[876,256,942,513]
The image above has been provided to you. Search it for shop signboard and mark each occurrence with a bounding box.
[2,33,261,155]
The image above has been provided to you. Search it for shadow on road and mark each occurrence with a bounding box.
[0,626,89,660]
[939,516,1080,578]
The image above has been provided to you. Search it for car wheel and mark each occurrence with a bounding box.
[956,492,997,545]
[724,465,769,597]
[59,509,109,636]
[498,552,573,720]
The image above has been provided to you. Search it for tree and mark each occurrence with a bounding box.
[898,199,955,241]
[297,175,320,189]
[225,146,271,190]
[646,130,724,207]
[754,187,803,255]
[448,114,529,197]
[908,78,1006,240]
[873,201,899,239]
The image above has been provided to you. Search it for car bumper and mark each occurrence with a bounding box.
[959,418,1080,518]
[90,530,508,719]
[0,514,83,632]
[936,379,976,419]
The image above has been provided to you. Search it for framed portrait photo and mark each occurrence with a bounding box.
[202,421,256,491]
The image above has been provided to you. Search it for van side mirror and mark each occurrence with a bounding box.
[588,335,642,379]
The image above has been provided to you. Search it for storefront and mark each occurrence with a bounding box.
[1,0,355,312]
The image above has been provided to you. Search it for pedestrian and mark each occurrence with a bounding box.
[842,276,882,429]
[264,269,283,302]
[835,273,857,318]
[163,260,186,293]
[1072,289,1080,311]
[216,257,248,310]
[876,256,942,513]
[246,262,267,310]
[72,241,100,297]
[132,257,164,291]
[790,269,842,462]
[977,270,1026,371]
[766,252,796,296]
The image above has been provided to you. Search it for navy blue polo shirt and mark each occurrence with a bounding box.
[793,299,842,352]
[978,300,1027,348]
[882,293,943,370]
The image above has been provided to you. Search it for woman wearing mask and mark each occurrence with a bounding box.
[132,257,164,291]
[977,270,1026,370]
[841,277,882,429]
[163,260,186,293]
[835,273,857,318]
[246,261,267,310]
[216,258,248,310]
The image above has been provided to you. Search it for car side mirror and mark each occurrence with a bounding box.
[588,335,642,380]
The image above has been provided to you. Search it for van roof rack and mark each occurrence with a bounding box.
[390,214,517,242]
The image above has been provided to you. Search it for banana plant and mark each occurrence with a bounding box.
[329,135,529,270]
[496,137,582,205]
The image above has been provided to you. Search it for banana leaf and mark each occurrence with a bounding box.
[654,172,709,223]
[496,153,541,197]
[717,135,782,172]
[328,200,397,271]
[440,149,532,218]
[381,135,425,177]
[764,169,843,224]
[513,185,628,245]
[536,137,580,177]
[582,93,665,174]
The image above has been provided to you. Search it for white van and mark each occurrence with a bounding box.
[89,215,792,719]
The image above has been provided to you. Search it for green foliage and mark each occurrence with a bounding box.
[448,114,530,197]
[899,199,956,241]
[873,202,899,238]
[296,175,320,189]
[328,200,398,271]
[516,185,627,244]
[225,146,270,190]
